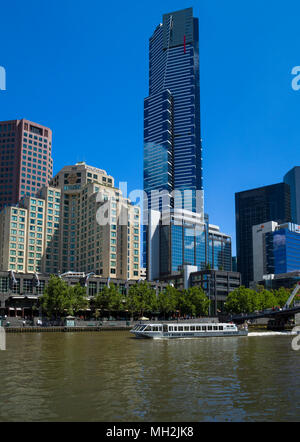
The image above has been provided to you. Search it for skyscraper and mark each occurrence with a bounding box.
[0,186,61,274]
[143,8,204,277]
[144,7,203,214]
[0,119,53,210]
[235,183,291,287]
[284,166,300,224]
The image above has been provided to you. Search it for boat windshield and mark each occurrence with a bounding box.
[139,325,148,331]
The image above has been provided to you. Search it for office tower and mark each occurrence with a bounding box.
[252,221,279,282]
[252,222,300,281]
[147,209,231,281]
[50,162,140,279]
[0,187,61,274]
[144,7,203,214]
[144,8,204,277]
[0,119,53,210]
[208,224,232,271]
[284,166,300,224]
[235,183,291,287]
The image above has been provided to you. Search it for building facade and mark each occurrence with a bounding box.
[50,162,140,280]
[161,268,241,314]
[144,7,203,213]
[143,8,204,273]
[252,221,300,283]
[0,162,141,280]
[0,271,167,318]
[284,166,300,224]
[235,183,291,287]
[0,187,61,274]
[147,209,232,281]
[0,119,53,210]
[252,221,278,283]
[266,223,300,275]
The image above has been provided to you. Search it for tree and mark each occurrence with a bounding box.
[260,289,277,310]
[41,275,70,317]
[175,290,194,317]
[157,286,178,318]
[187,286,210,316]
[225,286,257,314]
[225,286,279,314]
[274,287,291,307]
[66,283,88,316]
[41,277,88,317]
[125,282,157,318]
[94,283,124,317]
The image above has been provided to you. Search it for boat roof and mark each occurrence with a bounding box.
[138,322,235,326]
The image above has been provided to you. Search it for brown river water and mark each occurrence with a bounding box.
[0,331,299,422]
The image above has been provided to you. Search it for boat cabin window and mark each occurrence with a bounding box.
[213,326,218,331]
[173,326,177,331]
[196,326,201,331]
[184,326,189,331]
[178,326,183,331]
[169,326,173,331]
[208,326,213,331]
[190,326,195,331]
[219,326,223,331]
[163,325,168,332]
[202,326,207,331]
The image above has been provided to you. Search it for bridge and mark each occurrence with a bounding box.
[228,282,300,330]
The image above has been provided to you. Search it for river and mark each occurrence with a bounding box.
[0,331,299,422]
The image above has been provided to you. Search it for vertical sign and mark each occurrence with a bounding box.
[0,326,6,351]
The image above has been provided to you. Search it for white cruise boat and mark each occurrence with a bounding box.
[130,322,248,339]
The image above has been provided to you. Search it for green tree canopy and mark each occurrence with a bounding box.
[125,281,157,317]
[94,283,124,314]
[186,286,210,316]
[66,283,88,316]
[41,276,87,317]
[157,285,178,318]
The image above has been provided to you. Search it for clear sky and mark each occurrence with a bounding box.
[0,0,299,254]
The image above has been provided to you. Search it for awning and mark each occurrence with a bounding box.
[26,296,38,299]
[12,296,25,299]
[9,307,15,310]
[16,308,22,311]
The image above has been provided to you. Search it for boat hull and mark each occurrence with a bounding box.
[131,330,248,339]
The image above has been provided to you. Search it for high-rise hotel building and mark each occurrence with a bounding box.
[0,187,61,274]
[0,119,53,210]
[0,162,140,279]
[50,162,140,279]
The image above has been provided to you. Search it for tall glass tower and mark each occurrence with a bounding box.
[144,7,203,214]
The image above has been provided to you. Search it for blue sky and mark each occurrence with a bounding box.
[0,0,299,253]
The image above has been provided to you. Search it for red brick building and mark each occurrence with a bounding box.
[0,119,53,209]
